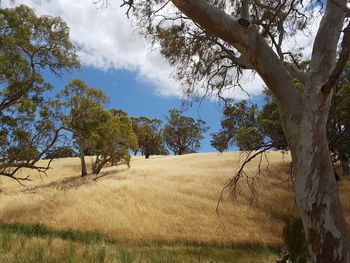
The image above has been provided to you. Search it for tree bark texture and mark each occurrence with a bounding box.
[282,96,350,262]
[169,0,350,261]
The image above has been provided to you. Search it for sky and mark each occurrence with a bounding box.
[1,0,322,152]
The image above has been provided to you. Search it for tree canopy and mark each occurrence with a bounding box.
[0,5,79,182]
[59,79,138,176]
[59,79,110,176]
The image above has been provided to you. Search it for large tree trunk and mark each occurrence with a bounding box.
[79,142,88,177]
[282,99,350,262]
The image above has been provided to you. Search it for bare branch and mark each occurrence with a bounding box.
[171,0,303,119]
[120,0,134,18]
[241,0,250,20]
[216,144,274,213]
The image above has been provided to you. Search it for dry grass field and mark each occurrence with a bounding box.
[0,151,350,262]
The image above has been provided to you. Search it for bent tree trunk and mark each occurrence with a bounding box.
[282,98,350,262]
[92,157,110,174]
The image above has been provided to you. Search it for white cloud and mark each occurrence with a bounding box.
[3,0,182,96]
[1,0,321,100]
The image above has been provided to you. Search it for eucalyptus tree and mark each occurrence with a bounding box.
[89,113,138,174]
[163,109,209,155]
[118,0,350,260]
[131,117,167,158]
[59,79,109,177]
[0,5,79,182]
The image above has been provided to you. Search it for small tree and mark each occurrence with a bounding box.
[89,113,138,174]
[59,79,109,177]
[163,109,209,155]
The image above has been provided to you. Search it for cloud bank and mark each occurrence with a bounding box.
[2,0,321,100]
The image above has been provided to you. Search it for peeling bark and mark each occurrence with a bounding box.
[279,90,350,262]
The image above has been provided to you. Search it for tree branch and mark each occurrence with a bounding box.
[171,0,303,119]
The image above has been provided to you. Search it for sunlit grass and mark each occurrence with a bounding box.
[0,227,278,263]
[0,151,349,262]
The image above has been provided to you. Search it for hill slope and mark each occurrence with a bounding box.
[1,151,349,247]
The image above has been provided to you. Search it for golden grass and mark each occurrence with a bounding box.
[1,151,350,248]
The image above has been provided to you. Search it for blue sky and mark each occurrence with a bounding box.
[48,66,252,153]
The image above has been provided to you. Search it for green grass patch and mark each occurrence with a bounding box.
[0,223,280,262]
[0,223,116,245]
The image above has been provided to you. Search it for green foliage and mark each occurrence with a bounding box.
[131,0,311,102]
[0,5,79,180]
[258,100,288,149]
[59,79,137,175]
[0,223,116,245]
[131,117,167,158]
[89,114,138,174]
[59,79,109,176]
[163,109,209,155]
[282,218,309,263]
[0,5,79,112]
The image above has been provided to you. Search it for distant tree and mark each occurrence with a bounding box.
[131,117,167,158]
[59,79,109,177]
[163,109,209,155]
[44,146,77,159]
[0,5,79,182]
[257,94,288,150]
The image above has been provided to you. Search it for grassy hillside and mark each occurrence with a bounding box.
[0,151,349,262]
